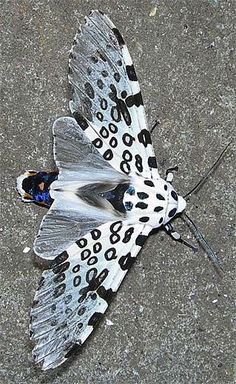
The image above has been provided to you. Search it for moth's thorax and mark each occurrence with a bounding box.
[123,176,186,228]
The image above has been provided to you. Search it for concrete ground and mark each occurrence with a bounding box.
[1,0,235,383]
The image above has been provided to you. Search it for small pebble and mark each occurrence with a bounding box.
[23,247,30,254]
[149,6,157,17]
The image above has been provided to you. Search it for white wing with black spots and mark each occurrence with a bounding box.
[15,10,188,372]
[31,222,151,370]
[69,10,159,179]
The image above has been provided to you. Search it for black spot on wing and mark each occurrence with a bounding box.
[156,194,165,201]
[110,221,122,233]
[122,133,135,147]
[97,79,104,89]
[104,248,117,261]
[122,227,134,243]
[76,238,87,248]
[119,252,135,270]
[138,129,152,148]
[126,65,138,81]
[100,127,109,138]
[109,84,131,126]
[111,106,121,122]
[102,70,108,77]
[96,269,109,285]
[135,234,148,246]
[114,72,121,82]
[78,306,86,316]
[50,251,69,268]
[112,28,125,47]
[137,192,149,200]
[81,249,91,260]
[120,161,131,174]
[135,154,143,173]
[92,138,103,148]
[93,242,102,253]
[73,112,89,131]
[171,190,178,201]
[168,208,177,218]
[91,56,98,64]
[109,84,117,101]
[97,286,115,301]
[100,99,108,110]
[144,180,154,187]
[148,156,158,168]
[96,112,103,121]
[126,92,143,108]
[110,233,120,244]
[136,202,148,210]
[103,149,113,161]
[117,99,132,126]
[154,206,163,213]
[87,256,98,266]
[53,273,65,284]
[53,283,66,298]
[91,229,101,240]
[139,216,149,223]
[109,123,118,134]
[88,312,103,326]
[123,150,132,162]
[52,261,70,275]
[73,275,81,287]
[84,82,95,99]
[109,137,118,148]
[72,264,80,273]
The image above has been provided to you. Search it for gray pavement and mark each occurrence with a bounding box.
[1,1,235,383]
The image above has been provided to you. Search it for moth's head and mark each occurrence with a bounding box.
[16,170,38,202]
[164,183,186,224]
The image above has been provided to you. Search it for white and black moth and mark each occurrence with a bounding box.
[17,10,219,371]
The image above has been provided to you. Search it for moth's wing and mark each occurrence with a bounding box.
[69,10,159,179]
[34,117,128,260]
[52,116,123,177]
[31,222,151,370]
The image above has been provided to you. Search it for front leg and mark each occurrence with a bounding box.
[165,166,179,182]
[164,222,198,252]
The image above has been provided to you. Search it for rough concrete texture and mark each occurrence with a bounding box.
[1,0,235,383]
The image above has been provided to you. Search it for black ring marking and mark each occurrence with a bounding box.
[81,249,91,260]
[91,229,102,240]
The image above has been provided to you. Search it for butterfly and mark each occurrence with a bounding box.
[17,10,222,371]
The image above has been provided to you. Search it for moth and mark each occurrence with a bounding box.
[17,10,223,370]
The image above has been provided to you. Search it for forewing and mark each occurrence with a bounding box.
[31,222,151,370]
[69,10,159,179]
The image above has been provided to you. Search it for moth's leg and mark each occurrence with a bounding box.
[165,166,179,182]
[164,223,198,252]
[150,120,160,134]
